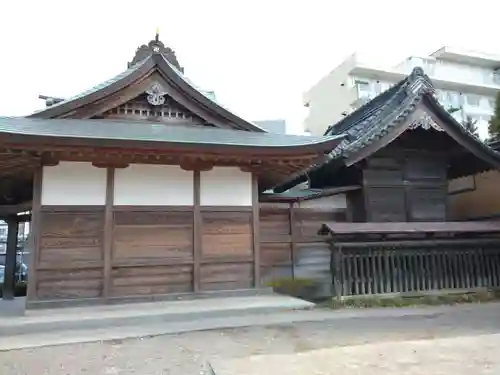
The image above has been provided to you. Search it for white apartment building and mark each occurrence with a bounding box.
[303,47,500,139]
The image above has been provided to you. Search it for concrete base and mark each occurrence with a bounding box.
[0,298,25,316]
[0,294,314,351]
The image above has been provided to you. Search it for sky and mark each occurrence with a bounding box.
[1,0,499,134]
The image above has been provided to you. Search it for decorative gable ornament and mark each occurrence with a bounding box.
[146,82,168,106]
[408,113,443,132]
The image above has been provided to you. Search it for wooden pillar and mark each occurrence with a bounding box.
[252,173,260,288]
[2,216,19,300]
[27,166,43,302]
[102,167,115,299]
[289,203,297,280]
[193,170,201,292]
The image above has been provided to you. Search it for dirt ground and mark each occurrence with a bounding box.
[1,303,500,375]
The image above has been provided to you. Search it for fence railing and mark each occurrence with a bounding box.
[331,238,500,297]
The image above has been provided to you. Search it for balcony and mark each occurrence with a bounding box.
[349,86,377,109]
[395,57,500,92]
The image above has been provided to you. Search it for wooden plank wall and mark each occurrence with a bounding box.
[37,207,105,300]
[33,207,255,302]
[260,198,347,296]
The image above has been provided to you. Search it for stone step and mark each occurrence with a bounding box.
[0,308,335,351]
[0,295,315,338]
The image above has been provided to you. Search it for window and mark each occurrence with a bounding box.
[466,94,480,107]
[493,71,500,85]
[488,98,496,109]
[446,92,460,108]
[423,60,436,75]
[355,80,371,99]
[355,80,370,89]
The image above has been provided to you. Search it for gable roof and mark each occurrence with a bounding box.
[275,67,500,192]
[325,67,500,166]
[28,38,265,132]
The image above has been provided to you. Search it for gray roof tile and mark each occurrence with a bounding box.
[0,117,343,149]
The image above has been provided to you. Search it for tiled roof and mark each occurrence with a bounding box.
[30,58,151,115]
[325,67,500,162]
[28,48,266,132]
[274,67,500,192]
[0,117,344,149]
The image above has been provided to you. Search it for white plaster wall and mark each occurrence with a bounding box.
[41,162,107,205]
[200,167,252,206]
[114,165,193,206]
[298,194,347,210]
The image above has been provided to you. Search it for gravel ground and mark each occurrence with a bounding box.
[212,334,500,375]
[1,303,500,375]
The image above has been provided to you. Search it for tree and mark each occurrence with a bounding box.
[462,115,479,137]
[447,107,479,138]
[488,91,500,141]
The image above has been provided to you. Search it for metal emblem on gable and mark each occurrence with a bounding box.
[146,82,167,106]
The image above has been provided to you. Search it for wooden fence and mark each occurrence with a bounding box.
[259,197,500,299]
[330,238,500,297]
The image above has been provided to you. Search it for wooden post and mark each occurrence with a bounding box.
[252,173,260,288]
[2,216,19,300]
[193,170,201,292]
[27,166,42,303]
[330,241,342,301]
[102,167,115,299]
[289,203,296,279]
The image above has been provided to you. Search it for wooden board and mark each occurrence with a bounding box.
[112,210,193,263]
[37,268,103,300]
[39,210,105,269]
[110,265,193,297]
[200,262,253,291]
[201,211,252,258]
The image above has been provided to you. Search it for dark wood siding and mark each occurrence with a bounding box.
[362,151,448,222]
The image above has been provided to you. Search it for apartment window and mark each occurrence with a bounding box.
[488,98,496,109]
[493,72,500,85]
[446,92,460,108]
[424,60,436,75]
[355,80,371,99]
[355,80,370,89]
[466,94,481,107]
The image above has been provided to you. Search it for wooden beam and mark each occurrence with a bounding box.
[252,173,260,288]
[0,202,32,216]
[2,216,19,300]
[193,170,201,292]
[102,167,115,299]
[27,166,42,302]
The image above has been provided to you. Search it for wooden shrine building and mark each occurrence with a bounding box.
[0,34,345,308]
[270,67,500,298]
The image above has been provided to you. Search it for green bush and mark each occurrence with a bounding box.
[265,278,316,298]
